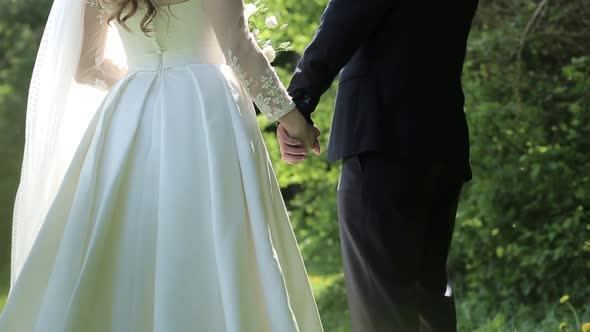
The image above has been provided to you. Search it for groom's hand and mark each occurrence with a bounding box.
[277,108,321,164]
[277,124,307,164]
[277,124,321,164]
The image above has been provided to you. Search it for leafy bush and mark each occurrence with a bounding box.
[450,0,590,320]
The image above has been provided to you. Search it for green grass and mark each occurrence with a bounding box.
[0,264,7,312]
[0,292,6,312]
[310,273,590,332]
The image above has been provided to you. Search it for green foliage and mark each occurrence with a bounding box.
[450,1,590,325]
[257,0,328,52]
[246,0,292,53]
[310,274,352,332]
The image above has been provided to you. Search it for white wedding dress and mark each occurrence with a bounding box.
[0,0,323,331]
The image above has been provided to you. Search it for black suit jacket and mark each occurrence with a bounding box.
[288,0,478,179]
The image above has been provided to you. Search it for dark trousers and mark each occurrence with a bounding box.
[337,152,465,332]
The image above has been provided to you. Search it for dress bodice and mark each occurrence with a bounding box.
[81,0,295,122]
[113,0,225,68]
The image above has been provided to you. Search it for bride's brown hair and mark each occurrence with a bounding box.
[107,0,159,34]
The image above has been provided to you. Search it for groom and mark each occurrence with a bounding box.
[278,0,479,331]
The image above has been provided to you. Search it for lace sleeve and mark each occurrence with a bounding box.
[203,0,295,122]
[77,0,126,90]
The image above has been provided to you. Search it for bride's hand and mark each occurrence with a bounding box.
[277,109,321,164]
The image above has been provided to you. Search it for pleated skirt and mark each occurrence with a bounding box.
[0,64,323,332]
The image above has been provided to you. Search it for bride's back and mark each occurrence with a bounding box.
[107,0,225,66]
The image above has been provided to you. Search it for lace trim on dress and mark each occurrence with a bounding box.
[91,56,107,89]
[227,50,256,92]
[94,78,109,90]
[85,0,110,90]
[86,0,108,24]
[226,50,295,122]
[260,67,296,121]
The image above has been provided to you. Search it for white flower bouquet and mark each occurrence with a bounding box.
[245,1,292,63]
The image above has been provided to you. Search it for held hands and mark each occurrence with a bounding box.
[277,109,321,164]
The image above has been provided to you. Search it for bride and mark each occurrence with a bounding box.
[0,0,324,331]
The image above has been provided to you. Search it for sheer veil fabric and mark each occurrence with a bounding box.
[10,0,113,286]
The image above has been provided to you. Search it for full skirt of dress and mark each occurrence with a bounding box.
[0,64,323,332]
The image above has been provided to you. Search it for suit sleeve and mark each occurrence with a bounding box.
[287,0,396,119]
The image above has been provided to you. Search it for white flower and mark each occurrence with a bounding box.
[244,3,258,21]
[265,16,279,29]
[253,29,260,38]
[262,45,276,62]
